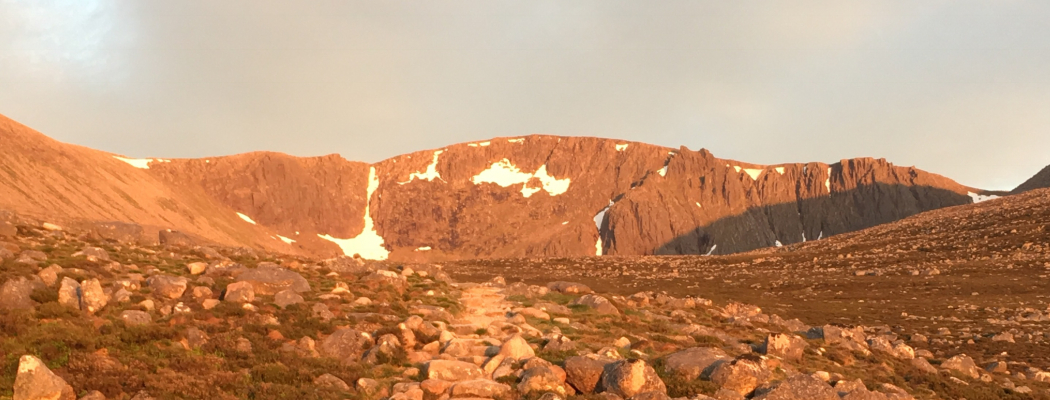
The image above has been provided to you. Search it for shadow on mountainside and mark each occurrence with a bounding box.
[649,182,972,255]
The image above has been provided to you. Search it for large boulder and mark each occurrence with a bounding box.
[663,347,729,381]
[564,355,616,394]
[314,373,350,391]
[752,375,838,400]
[0,277,44,310]
[235,264,310,295]
[571,294,619,315]
[147,275,188,299]
[422,360,485,382]
[79,279,108,313]
[13,355,76,400]
[547,281,593,294]
[518,361,571,396]
[320,328,373,364]
[120,310,152,326]
[709,359,770,396]
[941,354,980,379]
[274,289,304,309]
[223,281,255,303]
[600,359,666,399]
[451,379,512,399]
[499,334,535,359]
[57,278,81,309]
[760,334,806,362]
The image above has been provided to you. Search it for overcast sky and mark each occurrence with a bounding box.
[2,1,1048,190]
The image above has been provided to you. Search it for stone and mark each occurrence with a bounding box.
[752,374,839,400]
[709,359,769,396]
[519,362,571,396]
[760,334,806,362]
[320,327,372,363]
[357,378,381,394]
[79,390,106,400]
[910,357,938,375]
[37,265,62,287]
[564,355,616,394]
[0,277,44,310]
[423,360,485,381]
[235,338,253,353]
[121,310,152,326]
[223,281,255,303]
[941,354,980,379]
[663,347,729,380]
[420,379,453,397]
[600,359,666,399]
[571,294,619,315]
[13,355,76,400]
[76,246,110,261]
[185,327,208,348]
[202,299,220,309]
[451,379,512,399]
[186,262,207,275]
[986,361,1009,374]
[57,277,81,309]
[191,286,213,301]
[547,281,593,294]
[274,289,304,309]
[499,334,535,359]
[235,264,310,295]
[312,303,335,321]
[147,275,188,299]
[314,373,350,391]
[79,278,107,313]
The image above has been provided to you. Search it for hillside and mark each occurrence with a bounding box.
[1013,164,1050,194]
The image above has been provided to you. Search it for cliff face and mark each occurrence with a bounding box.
[0,113,986,260]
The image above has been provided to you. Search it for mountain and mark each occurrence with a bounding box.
[0,113,993,260]
[1013,164,1050,194]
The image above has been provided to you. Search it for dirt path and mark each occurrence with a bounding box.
[454,283,513,328]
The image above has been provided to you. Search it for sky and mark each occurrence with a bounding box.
[1,1,1048,191]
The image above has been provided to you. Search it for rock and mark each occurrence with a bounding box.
[420,379,453,397]
[519,362,571,396]
[760,333,806,362]
[613,337,632,348]
[356,377,381,394]
[312,303,335,321]
[38,265,62,287]
[910,357,938,375]
[709,358,769,396]
[600,359,666,399]
[235,264,310,295]
[452,379,512,399]
[191,286,213,301]
[235,337,253,353]
[147,275,188,299]
[941,354,980,379]
[202,299,220,309]
[423,360,485,381]
[499,334,535,359]
[723,302,762,318]
[111,288,131,303]
[986,361,1009,374]
[185,327,208,348]
[79,390,106,400]
[79,279,107,313]
[223,281,254,303]
[564,355,616,394]
[752,374,839,400]
[571,294,619,315]
[75,246,110,261]
[274,289,304,309]
[13,355,76,400]
[0,277,44,310]
[363,334,402,364]
[320,327,372,363]
[186,262,207,275]
[547,281,593,294]
[663,347,729,380]
[57,277,81,309]
[314,373,350,391]
[121,310,152,326]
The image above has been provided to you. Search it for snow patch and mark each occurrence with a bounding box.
[113,156,155,169]
[415,246,431,251]
[237,213,257,225]
[593,201,613,230]
[802,232,807,242]
[743,168,763,180]
[561,221,569,225]
[467,141,490,147]
[733,166,742,173]
[276,235,296,244]
[817,231,824,240]
[825,168,832,192]
[400,150,444,184]
[658,166,668,177]
[595,237,603,256]
[968,192,999,203]
[615,143,629,151]
[774,240,783,247]
[695,202,702,208]
[507,138,524,143]
[318,167,390,260]
[471,159,571,198]
[704,245,717,256]
[775,167,785,175]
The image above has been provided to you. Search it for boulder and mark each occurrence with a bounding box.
[79,279,107,313]
[223,281,255,303]
[121,310,152,326]
[235,264,310,295]
[274,289,304,309]
[320,328,373,363]
[147,275,188,299]
[0,277,44,310]
[709,359,769,396]
[499,334,535,359]
[57,277,81,309]
[571,294,619,315]
[910,357,938,375]
[760,334,806,362]
[663,347,729,380]
[79,390,106,400]
[519,361,571,396]
[186,262,207,275]
[451,379,512,399]
[314,373,350,391]
[76,246,110,261]
[600,359,666,399]
[13,355,76,400]
[752,375,838,400]
[564,355,616,394]
[37,265,62,287]
[159,229,195,247]
[547,281,593,294]
[941,354,980,379]
[422,360,485,381]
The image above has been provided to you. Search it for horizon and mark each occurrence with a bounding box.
[3,2,1050,191]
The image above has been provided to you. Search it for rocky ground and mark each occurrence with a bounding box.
[1,192,1049,400]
